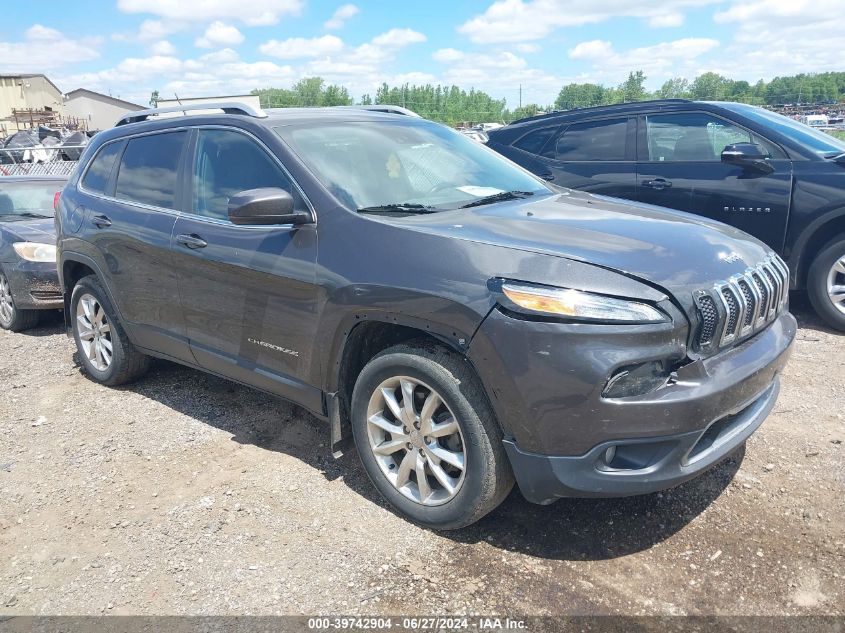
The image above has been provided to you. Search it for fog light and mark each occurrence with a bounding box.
[603,361,669,398]
[604,446,617,465]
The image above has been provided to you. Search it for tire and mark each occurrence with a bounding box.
[807,235,845,332]
[70,275,150,385]
[0,271,39,332]
[351,341,513,530]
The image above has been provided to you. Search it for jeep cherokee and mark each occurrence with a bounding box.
[55,103,796,529]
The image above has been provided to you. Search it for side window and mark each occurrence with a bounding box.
[512,126,557,156]
[115,132,186,209]
[645,113,781,162]
[192,129,300,221]
[81,141,122,194]
[551,118,628,161]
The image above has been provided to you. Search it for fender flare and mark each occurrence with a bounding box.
[787,207,845,287]
[323,309,475,395]
[59,251,126,323]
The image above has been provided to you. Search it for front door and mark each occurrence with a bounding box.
[637,111,793,252]
[169,128,322,412]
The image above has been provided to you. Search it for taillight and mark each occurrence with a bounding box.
[53,191,61,212]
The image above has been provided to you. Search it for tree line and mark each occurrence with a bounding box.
[249,71,845,125]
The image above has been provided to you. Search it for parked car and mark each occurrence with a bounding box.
[56,103,795,529]
[487,99,845,331]
[0,175,66,331]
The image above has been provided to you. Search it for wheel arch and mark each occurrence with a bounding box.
[59,252,125,332]
[324,314,495,454]
[788,207,845,288]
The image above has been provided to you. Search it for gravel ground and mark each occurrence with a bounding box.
[1,297,843,616]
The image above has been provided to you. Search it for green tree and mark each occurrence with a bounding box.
[292,77,326,106]
[149,90,160,107]
[554,83,607,110]
[619,71,647,102]
[656,78,690,99]
[690,72,730,100]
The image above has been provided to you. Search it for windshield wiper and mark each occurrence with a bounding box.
[357,203,438,215]
[459,190,535,209]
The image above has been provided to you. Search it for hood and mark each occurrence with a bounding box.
[398,190,772,305]
[1,217,56,244]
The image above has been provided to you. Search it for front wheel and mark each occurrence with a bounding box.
[807,236,845,332]
[351,342,513,530]
[0,272,39,332]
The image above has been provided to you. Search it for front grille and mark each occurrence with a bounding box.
[697,295,718,346]
[694,253,788,354]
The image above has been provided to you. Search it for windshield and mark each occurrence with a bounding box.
[725,104,845,157]
[0,181,62,220]
[275,119,550,212]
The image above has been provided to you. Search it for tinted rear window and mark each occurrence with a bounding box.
[512,126,557,155]
[81,141,122,194]
[553,118,628,161]
[115,132,186,209]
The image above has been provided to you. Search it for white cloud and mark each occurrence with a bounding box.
[370,28,426,47]
[0,24,100,72]
[568,40,614,60]
[259,35,345,59]
[150,40,176,55]
[136,19,183,41]
[709,0,844,78]
[324,4,360,29]
[649,12,684,27]
[432,48,564,107]
[458,0,719,43]
[567,37,720,82]
[515,43,541,53]
[195,21,244,48]
[117,0,303,26]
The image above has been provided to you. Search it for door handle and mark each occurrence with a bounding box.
[642,178,672,190]
[176,233,208,249]
[91,214,112,228]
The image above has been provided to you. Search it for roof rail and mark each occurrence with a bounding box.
[336,105,422,118]
[115,102,268,127]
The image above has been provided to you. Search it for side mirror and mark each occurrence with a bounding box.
[721,143,773,173]
[228,187,314,226]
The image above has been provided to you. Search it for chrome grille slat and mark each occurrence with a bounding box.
[696,253,788,353]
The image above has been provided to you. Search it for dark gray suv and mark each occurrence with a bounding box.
[56,103,796,529]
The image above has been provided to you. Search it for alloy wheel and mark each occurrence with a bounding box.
[366,376,466,506]
[76,293,113,371]
[0,275,13,326]
[828,255,845,316]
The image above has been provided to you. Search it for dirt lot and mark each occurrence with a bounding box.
[1,297,843,616]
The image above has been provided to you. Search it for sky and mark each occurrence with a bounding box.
[1,0,842,109]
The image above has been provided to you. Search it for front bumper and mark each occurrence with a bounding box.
[505,378,778,503]
[3,260,63,310]
[468,309,796,503]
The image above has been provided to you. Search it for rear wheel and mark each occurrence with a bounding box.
[807,236,845,332]
[351,342,513,530]
[70,275,150,385]
[0,272,39,332]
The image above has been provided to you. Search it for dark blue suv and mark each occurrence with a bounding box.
[488,99,845,331]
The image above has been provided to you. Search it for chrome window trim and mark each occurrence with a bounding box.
[77,124,316,230]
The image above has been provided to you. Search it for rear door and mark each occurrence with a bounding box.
[509,117,638,200]
[170,127,322,412]
[636,111,793,251]
[79,131,193,363]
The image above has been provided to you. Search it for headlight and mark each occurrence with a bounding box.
[13,242,57,263]
[501,282,666,323]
